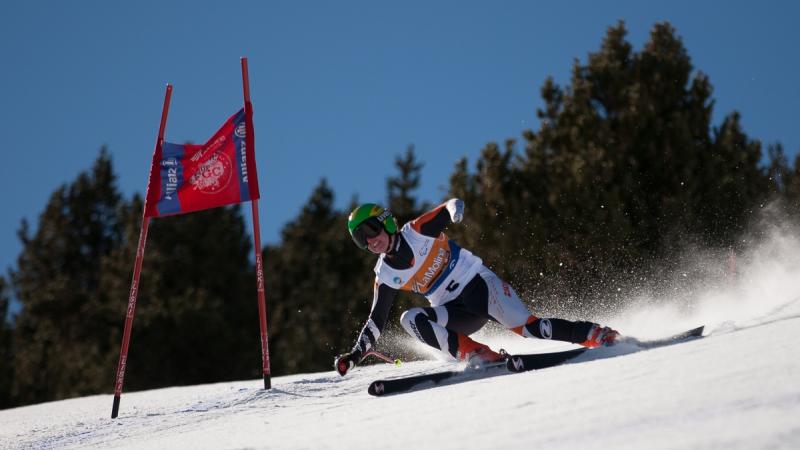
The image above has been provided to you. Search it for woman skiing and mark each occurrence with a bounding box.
[335,199,618,376]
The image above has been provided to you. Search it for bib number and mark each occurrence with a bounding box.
[445,280,460,293]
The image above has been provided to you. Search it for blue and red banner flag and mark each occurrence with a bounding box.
[144,108,259,217]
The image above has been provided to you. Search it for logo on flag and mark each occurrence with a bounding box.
[188,150,233,194]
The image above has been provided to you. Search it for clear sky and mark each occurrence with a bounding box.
[1,1,798,280]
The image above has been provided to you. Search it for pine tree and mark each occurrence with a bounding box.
[10,148,125,404]
[387,145,427,224]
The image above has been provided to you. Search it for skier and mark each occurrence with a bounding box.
[335,199,618,376]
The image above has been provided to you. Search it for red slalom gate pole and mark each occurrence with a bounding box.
[251,199,271,389]
[242,57,272,389]
[111,84,173,419]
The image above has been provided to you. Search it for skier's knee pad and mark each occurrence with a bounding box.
[400,307,434,336]
[400,307,447,349]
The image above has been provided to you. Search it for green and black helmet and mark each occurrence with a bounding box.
[347,203,398,250]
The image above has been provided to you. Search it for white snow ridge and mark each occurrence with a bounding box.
[3,228,800,449]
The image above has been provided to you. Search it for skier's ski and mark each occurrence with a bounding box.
[506,325,705,373]
[623,325,704,349]
[368,347,585,396]
[367,326,705,395]
[368,362,506,397]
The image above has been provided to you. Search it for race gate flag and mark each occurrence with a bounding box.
[144,108,260,217]
[112,58,272,420]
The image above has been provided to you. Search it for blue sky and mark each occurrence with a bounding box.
[1,1,798,282]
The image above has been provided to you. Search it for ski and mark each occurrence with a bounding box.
[367,326,705,395]
[623,325,704,349]
[368,362,506,397]
[506,325,705,372]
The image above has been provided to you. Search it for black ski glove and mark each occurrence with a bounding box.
[335,350,361,376]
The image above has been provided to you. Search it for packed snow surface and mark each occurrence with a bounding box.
[3,227,800,449]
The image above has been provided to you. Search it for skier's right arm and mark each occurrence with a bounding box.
[410,198,464,237]
[335,279,398,376]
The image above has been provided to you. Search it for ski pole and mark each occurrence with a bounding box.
[360,350,402,366]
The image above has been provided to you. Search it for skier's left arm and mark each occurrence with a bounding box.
[335,279,398,376]
[410,198,465,237]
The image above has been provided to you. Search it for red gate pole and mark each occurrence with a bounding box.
[111,84,173,418]
[241,57,272,389]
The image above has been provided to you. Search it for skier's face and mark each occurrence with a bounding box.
[366,230,390,254]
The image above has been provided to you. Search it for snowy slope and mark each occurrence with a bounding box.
[3,228,800,450]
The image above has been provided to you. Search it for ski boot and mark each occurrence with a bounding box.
[456,334,506,367]
[580,324,619,348]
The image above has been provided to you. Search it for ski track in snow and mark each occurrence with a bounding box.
[3,228,800,449]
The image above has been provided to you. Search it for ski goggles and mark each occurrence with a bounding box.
[351,217,385,250]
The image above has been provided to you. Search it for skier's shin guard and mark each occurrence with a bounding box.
[514,316,596,344]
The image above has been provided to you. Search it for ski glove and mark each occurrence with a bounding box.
[335,351,360,376]
[446,198,465,223]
